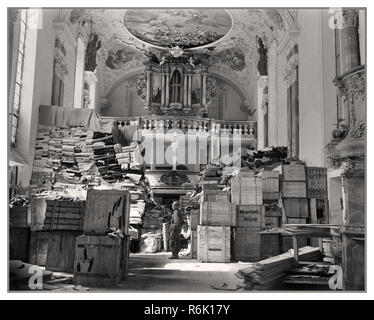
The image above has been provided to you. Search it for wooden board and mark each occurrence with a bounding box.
[73,235,125,287]
[200,202,237,226]
[29,231,49,266]
[197,226,230,263]
[9,207,28,228]
[263,192,279,201]
[231,176,262,206]
[233,227,261,262]
[83,190,130,235]
[202,190,230,203]
[9,227,30,262]
[45,231,81,272]
[265,204,282,217]
[236,205,265,228]
[44,200,85,231]
[281,181,307,198]
[261,171,280,193]
[283,198,309,218]
[306,167,328,198]
[260,232,281,259]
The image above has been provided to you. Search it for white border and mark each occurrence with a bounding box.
[1,1,372,301]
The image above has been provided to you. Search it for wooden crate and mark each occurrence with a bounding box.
[191,231,197,259]
[231,176,262,205]
[29,230,49,266]
[265,216,280,229]
[44,200,86,231]
[261,171,280,193]
[45,231,81,272]
[260,232,281,259]
[233,227,261,262]
[73,235,127,287]
[274,164,306,181]
[202,181,218,191]
[236,205,265,229]
[283,198,309,218]
[200,202,236,226]
[202,190,230,203]
[281,181,307,198]
[306,167,328,198]
[197,225,231,263]
[9,206,28,228]
[9,227,30,262]
[83,190,130,235]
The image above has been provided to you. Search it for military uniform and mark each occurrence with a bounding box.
[169,208,183,257]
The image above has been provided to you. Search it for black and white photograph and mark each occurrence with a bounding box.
[4,3,370,299]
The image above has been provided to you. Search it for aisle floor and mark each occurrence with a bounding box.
[94,252,248,292]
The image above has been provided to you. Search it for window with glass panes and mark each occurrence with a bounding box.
[10,9,27,146]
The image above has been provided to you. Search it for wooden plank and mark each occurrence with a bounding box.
[231,176,262,206]
[73,235,124,287]
[202,190,230,203]
[9,207,28,228]
[83,190,130,235]
[46,231,81,272]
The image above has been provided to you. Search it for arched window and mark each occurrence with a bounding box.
[170,70,182,103]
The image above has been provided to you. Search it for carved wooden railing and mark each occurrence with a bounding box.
[107,115,257,139]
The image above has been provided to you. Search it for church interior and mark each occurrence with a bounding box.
[7,8,366,292]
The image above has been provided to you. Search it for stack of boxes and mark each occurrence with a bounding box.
[197,190,234,263]
[231,170,264,262]
[261,171,282,229]
[141,208,164,235]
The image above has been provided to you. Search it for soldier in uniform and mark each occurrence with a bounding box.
[169,201,184,259]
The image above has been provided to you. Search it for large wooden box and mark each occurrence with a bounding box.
[9,206,29,228]
[9,227,30,262]
[233,227,261,262]
[306,167,328,198]
[45,231,81,272]
[265,216,280,229]
[281,181,307,198]
[44,200,86,231]
[236,205,265,229]
[265,204,282,217]
[274,164,306,181]
[263,192,279,201]
[73,235,128,287]
[83,190,130,235]
[202,190,230,203]
[197,226,231,263]
[283,198,309,218]
[29,230,49,266]
[261,171,279,193]
[286,218,308,224]
[200,202,236,226]
[231,176,263,206]
[260,232,281,259]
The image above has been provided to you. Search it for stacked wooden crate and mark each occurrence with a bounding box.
[73,189,130,287]
[44,200,86,272]
[261,170,281,229]
[9,205,30,262]
[197,190,233,262]
[230,170,266,262]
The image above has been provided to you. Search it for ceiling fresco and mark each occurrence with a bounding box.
[122,9,233,49]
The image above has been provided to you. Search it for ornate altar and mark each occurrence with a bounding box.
[144,54,208,116]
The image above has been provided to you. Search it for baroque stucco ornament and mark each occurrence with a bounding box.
[342,9,359,28]
[283,53,298,86]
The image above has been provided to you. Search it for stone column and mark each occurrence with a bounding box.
[161,73,165,106]
[202,73,207,106]
[188,74,192,106]
[341,9,360,74]
[146,70,151,108]
[183,74,187,106]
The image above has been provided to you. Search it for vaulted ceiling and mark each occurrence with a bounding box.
[64,8,297,106]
